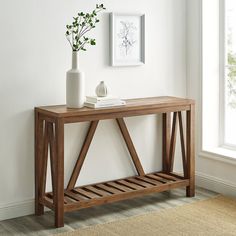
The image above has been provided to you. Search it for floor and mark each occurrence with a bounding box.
[0,187,218,236]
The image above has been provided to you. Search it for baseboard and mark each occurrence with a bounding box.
[0,199,35,221]
[196,171,236,197]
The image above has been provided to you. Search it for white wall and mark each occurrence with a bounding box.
[0,0,187,220]
[187,0,236,196]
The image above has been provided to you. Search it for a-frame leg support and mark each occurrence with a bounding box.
[162,111,192,196]
[67,121,99,190]
[67,118,145,190]
[116,118,145,176]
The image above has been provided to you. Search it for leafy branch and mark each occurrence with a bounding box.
[227,25,236,108]
[66,4,106,52]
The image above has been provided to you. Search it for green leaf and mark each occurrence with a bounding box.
[73,44,78,49]
[90,39,96,45]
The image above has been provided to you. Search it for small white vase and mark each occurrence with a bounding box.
[96,81,108,97]
[66,51,85,108]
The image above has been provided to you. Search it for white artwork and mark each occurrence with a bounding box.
[110,13,145,66]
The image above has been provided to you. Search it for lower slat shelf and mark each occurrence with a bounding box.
[44,172,189,213]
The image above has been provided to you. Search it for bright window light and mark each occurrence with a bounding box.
[224,0,236,146]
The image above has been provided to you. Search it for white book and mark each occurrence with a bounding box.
[84,100,126,109]
[86,95,120,103]
[86,98,122,105]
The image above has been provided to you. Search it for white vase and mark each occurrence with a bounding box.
[66,51,85,108]
[95,81,108,97]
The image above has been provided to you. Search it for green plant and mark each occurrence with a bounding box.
[66,4,106,52]
[227,27,236,108]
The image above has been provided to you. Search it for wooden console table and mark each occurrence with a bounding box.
[35,96,195,228]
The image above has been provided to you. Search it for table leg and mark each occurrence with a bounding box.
[54,118,64,227]
[186,104,195,197]
[162,113,171,173]
[35,110,45,215]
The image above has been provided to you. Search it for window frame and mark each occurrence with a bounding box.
[219,0,226,148]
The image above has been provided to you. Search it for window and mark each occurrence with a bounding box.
[222,0,236,147]
[201,0,236,160]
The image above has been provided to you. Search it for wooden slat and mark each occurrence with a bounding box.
[116,118,145,176]
[64,196,76,204]
[178,111,187,178]
[136,176,162,186]
[162,113,171,172]
[117,180,143,190]
[169,172,185,180]
[169,112,178,172]
[71,190,90,200]
[107,182,133,192]
[186,105,195,197]
[156,173,178,181]
[65,191,85,202]
[67,121,99,190]
[147,174,169,183]
[84,186,111,197]
[74,188,100,199]
[96,184,123,194]
[145,175,166,184]
[127,178,153,188]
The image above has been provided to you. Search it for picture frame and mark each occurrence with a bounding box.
[110,13,145,66]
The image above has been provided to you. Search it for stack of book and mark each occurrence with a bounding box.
[84,96,126,108]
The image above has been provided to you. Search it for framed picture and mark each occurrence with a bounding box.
[110,13,145,66]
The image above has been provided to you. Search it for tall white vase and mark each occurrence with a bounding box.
[66,51,85,108]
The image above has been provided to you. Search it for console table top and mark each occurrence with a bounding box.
[35,96,195,119]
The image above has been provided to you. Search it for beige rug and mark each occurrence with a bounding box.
[57,195,236,236]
